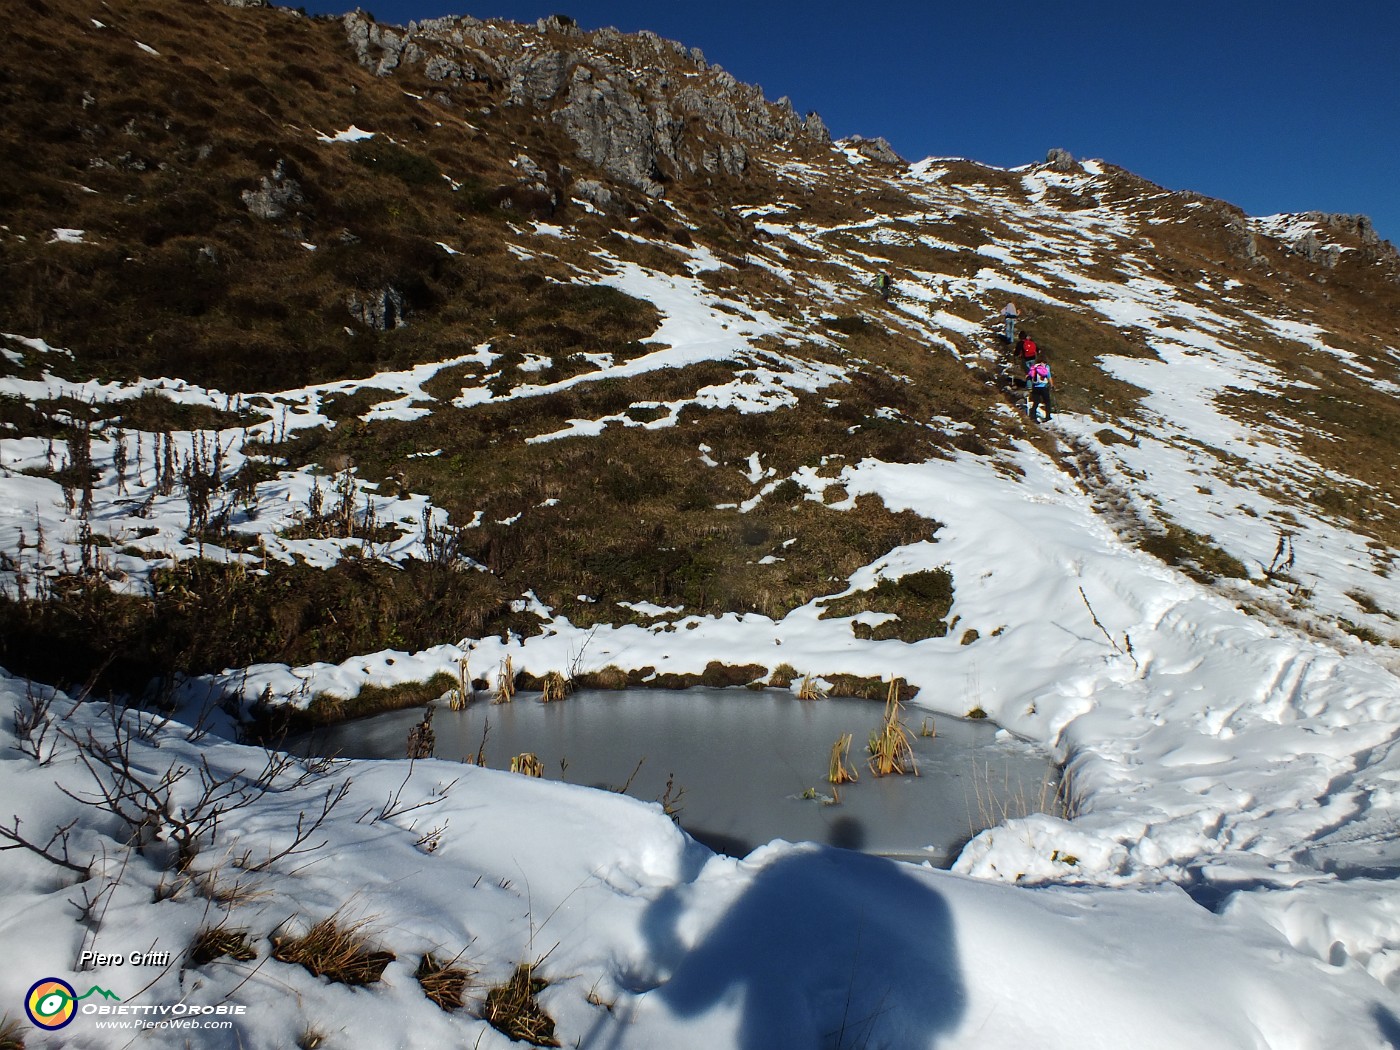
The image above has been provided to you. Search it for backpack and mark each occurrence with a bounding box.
[1029,363,1050,386]
[1022,338,1038,360]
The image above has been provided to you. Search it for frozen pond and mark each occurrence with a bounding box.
[298,688,1058,866]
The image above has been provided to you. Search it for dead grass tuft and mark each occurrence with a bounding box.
[0,1015,25,1050]
[968,759,1065,830]
[416,951,474,1011]
[867,678,917,778]
[539,670,570,703]
[190,926,258,966]
[767,663,798,688]
[271,915,395,986]
[819,568,955,642]
[483,962,560,1047]
[447,656,473,711]
[577,665,630,690]
[828,733,859,785]
[493,656,517,704]
[1138,522,1247,583]
[195,869,272,908]
[510,753,544,777]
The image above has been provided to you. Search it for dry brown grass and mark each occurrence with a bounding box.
[827,733,859,785]
[193,869,272,908]
[271,914,395,986]
[539,671,570,703]
[967,758,1064,830]
[1219,383,1400,550]
[483,962,559,1047]
[1137,521,1248,584]
[767,663,798,688]
[510,753,544,777]
[493,656,517,704]
[0,1014,25,1050]
[0,0,651,393]
[416,951,474,1012]
[867,678,917,778]
[819,568,955,642]
[190,926,258,966]
[0,551,504,705]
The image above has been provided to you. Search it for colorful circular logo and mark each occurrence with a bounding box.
[25,978,77,1030]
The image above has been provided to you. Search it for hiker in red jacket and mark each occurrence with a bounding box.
[1019,333,1039,373]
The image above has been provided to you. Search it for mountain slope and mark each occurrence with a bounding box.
[5,1,1398,691]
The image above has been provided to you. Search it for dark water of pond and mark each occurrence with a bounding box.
[297,688,1058,866]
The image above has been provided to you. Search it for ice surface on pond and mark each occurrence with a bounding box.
[299,688,1056,864]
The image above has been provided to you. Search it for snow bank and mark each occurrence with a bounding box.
[2,677,1395,1049]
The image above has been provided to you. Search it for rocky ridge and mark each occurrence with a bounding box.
[1249,211,1400,270]
[343,10,829,197]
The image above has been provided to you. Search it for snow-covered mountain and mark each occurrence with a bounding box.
[1,3,1398,1047]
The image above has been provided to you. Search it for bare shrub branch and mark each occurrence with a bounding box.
[0,815,90,875]
[56,706,340,871]
[238,781,352,873]
[357,764,457,824]
[12,681,62,763]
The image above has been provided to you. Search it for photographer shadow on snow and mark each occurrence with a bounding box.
[623,844,965,1049]
[1374,1002,1400,1049]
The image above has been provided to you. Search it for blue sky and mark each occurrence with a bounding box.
[298,0,1399,245]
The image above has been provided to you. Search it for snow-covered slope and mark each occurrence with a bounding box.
[2,651,1396,1049]
[3,224,1399,1044]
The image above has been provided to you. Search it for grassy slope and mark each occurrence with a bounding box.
[1,0,1397,694]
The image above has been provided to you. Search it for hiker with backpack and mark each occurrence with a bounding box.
[1000,302,1018,343]
[1027,359,1054,422]
[1019,332,1039,373]
[876,271,892,301]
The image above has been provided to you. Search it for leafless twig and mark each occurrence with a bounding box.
[57,708,306,870]
[358,764,457,824]
[0,815,90,875]
[1078,587,1138,671]
[12,680,61,763]
[239,781,352,872]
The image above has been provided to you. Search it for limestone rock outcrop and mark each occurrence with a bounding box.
[843,135,905,166]
[341,10,830,198]
[240,161,302,221]
[346,286,407,330]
